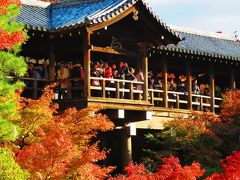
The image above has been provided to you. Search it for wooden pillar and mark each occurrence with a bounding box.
[186,63,192,111]
[230,68,236,89]
[163,59,168,108]
[121,129,132,170]
[49,35,56,81]
[83,30,91,98]
[142,46,148,101]
[209,67,215,113]
[33,80,37,99]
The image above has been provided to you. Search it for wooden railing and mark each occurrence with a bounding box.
[90,77,144,100]
[19,77,223,112]
[20,78,84,99]
[149,89,222,111]
[20,78,52,99]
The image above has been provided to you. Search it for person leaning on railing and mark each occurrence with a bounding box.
[57,64,69,99]
[192,79,200,110]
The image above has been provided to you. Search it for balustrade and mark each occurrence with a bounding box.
[19,77,223,113]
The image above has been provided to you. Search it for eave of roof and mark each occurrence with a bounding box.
[154,27,240,62]
[18,0,180,41]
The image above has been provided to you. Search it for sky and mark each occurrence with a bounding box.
[145,0,240,35]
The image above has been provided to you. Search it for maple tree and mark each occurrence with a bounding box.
[110,155,205,180]
[0,147,30,179]
[214,90,240,157]
[141,113,222,174]
[221,90,240,122]
[0,0,30,178]
[206,151,240,180]
[15,85,115,179]
[0,0,27,143]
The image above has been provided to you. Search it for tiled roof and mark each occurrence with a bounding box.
[17,0,179,39]
[158,30,240,62]
[18,0,51,31]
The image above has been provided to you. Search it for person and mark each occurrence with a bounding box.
[203,87,210,112]
[42,62,49,80]
[118,62,126,98]
[91,64,101,97]
[124,67,136,99]
[71,64,83,97]
[135,70,144,91]
[27,62,35,78]
[91,64,101,86]
[66,62,73,77]
[125,67,136,81]
[97,60,104,77]
[34,65,43,79]
[152,72,162,106]
[148,71,154,89]
[104,62,112,79]
[168,79,177,108]
[153,72,163,90]
[177,80,187,109]
[117,61,125,79]
[112,64,118,77]
[192,79,200,110]
[57,64,69,99]
[135,70,144,100]
[104,62,113,97]
[177,81,187,93]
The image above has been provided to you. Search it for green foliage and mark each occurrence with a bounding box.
[0,119,19,142]
[0,52,27,78]
[0,147,30,179]
[0,0,27,143]
[141,113,222,174]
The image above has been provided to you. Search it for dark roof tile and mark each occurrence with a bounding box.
[163,31,240,61]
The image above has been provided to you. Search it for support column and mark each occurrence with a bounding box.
[83,30,91,98]
[49,35,56,81]
[186,62,192,111]
[142,46,148,101]
[163,59,168,108]
[209,67,215,113]
[230,68,236,89]
[121,129,132,170]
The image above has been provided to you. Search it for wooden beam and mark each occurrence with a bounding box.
[88,6,135,32]
[186,62,192,111]
[121,130,132,170]
[49,36,56,81]
[162,59,168,108]
[142,46,148,101]
[230,67,236,89]
[209,67,215,113]
[83,30,91,98]
[91,46,127,55]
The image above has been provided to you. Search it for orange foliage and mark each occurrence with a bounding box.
[0,30,25,49]
[16,121,74,179]
[155,155,205,180]
[164,112,221,143]
[221,90,240,122]
[0,0,26,49]
[16,85,115,179]
[0,0,20,7]
[110,155,205,180]
[206,151,240,180]
[41,0,61,2]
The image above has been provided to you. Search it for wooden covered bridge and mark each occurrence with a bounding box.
[17,0,240,169]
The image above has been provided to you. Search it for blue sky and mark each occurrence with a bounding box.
[145,0,240,35]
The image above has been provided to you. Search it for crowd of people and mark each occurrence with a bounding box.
[91,60,144,90]
[25,61,84,99]
[25,62,49,80]
[25,61,222,102]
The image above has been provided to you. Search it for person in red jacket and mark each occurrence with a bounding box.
[104,62,112,79]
